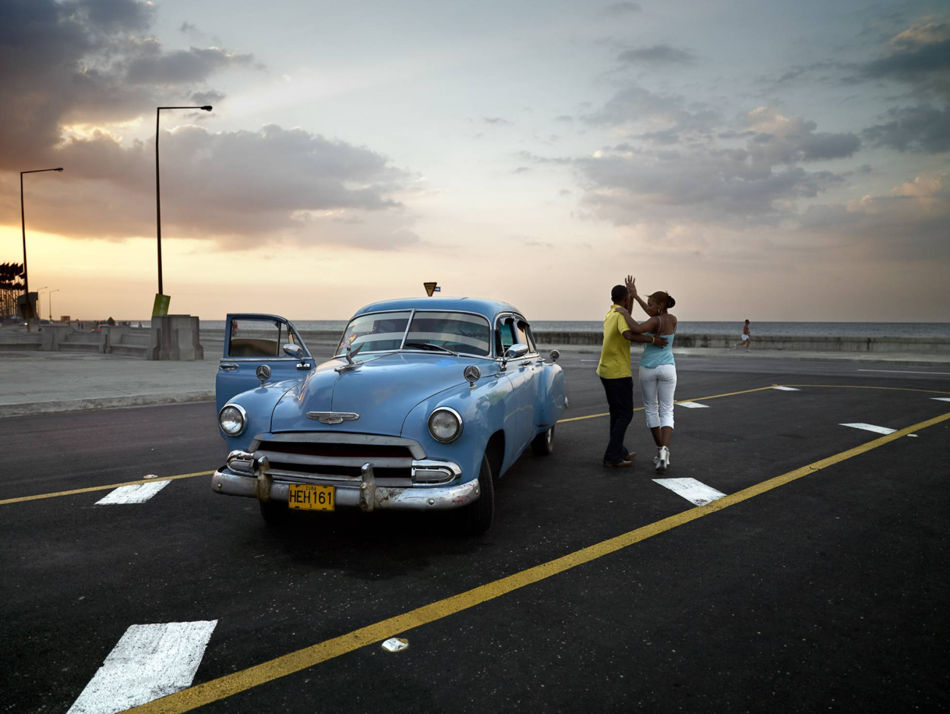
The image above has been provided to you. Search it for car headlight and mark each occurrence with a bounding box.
[428,407,462,443]
[218,404,247,437]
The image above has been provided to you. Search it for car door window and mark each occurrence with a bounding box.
[496,317,517,356]
[227,317,302,358]
[515,319,536,353]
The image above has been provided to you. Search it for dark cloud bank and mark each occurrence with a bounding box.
[0,0,415,248]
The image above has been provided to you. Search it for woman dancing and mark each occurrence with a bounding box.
[617,278,678,473]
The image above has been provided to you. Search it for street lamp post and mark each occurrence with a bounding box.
[20,167,63,321]
[48,288,60,321]
[154,105,212,316]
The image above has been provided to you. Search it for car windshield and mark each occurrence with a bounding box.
[336,310,491,357]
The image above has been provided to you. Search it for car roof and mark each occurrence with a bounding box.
[352,297,525,321]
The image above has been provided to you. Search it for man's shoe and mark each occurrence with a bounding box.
[603,458,633,468]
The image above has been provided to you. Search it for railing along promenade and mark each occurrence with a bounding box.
[1,324,948,358]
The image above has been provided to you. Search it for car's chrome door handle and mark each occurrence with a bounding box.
[297,363,312,370]
[219,363,239,371]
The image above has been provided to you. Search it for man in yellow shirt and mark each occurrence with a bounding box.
[596,279,665,467]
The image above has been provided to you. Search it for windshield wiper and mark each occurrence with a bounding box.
[404,341,457,355]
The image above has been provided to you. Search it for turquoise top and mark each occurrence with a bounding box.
[640,332,675,368]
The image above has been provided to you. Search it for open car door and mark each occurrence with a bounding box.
[215,313,313,411]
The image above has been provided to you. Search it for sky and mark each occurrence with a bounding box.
[1,0,948,323]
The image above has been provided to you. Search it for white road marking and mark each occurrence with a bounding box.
[932,397,950,403]
[858,369,950,376]
[772,386,800,391]
[840,423,895,435]
[95,482,169,505]
[676,401,709,409]
[68,620,217,713]
[653,478,726,506]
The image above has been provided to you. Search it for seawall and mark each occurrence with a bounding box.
[2,326,949,357]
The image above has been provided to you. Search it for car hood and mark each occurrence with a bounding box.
[270,352,481,434]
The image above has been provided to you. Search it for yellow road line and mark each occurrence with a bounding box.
[782,383,950,396]
[130,410,950,713]
[0,471,212,506]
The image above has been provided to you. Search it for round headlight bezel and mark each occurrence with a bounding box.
[218,403,248,437]
[427,406,463,444]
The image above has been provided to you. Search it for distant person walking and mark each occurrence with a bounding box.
[735,319,751,350]
[596,277,666,468]
[617,280,678,473]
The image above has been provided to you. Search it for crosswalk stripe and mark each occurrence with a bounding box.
[68,621,217,714]
[653,477,726,506]
[676,401,709,409]
[840,422,896,435]
[95,482,170,505]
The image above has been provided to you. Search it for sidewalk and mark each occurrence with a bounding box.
[1,345,948,419]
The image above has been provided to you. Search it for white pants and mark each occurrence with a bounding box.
[639,364,677,429]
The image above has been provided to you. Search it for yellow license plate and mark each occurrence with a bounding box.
[288,484,335,511]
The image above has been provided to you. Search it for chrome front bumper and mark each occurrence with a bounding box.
[211,457,479,511]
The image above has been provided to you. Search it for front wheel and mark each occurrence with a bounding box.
[458,453,494,536]
[531,425,555,456]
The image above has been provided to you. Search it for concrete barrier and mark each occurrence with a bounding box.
[530,331,950,354]
[4,324,949,357]
[148,315,203,361]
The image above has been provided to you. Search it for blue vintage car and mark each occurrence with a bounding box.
[212,297,567,533]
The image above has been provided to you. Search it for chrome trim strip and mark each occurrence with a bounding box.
[306,411,360,424]
[250,432,427,459]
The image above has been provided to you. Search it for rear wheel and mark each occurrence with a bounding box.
[531,425,555,456]
[458,453,494,535]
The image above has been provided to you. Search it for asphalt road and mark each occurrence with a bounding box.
[2,354,949,713]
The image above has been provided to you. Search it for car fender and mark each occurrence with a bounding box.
[400,373,512,483]
[218,381,299,452]
[536,362,567,428]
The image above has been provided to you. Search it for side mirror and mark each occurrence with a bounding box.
[549,349,560,363]
[500,343,529,370]
[283,343,305,359]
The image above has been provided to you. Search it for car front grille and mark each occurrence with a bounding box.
[250,432,424,483]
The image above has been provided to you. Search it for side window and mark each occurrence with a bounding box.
[515,319,536,353]
[227,318,286,358]
[496,317,517,356]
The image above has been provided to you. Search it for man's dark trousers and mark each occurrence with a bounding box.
[600,376,633,463]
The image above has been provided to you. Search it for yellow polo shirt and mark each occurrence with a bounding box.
[595,307,631,379]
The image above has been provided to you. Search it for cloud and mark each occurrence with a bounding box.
[4,124,417,249]
[0,0,252,168]
[601,3,641,18]
[797,172,950,259]
[582,84,720,142]
[0,0,417,250]
[125,47,254,85]
[617,44,695,66]
[863,104,950,153]
[860,18,950,98]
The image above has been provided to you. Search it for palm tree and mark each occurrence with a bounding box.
[0,262,25,320]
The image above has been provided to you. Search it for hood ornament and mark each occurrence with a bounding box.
[335,342,365,373]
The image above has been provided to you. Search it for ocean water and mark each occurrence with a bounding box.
[197,319,950,339]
